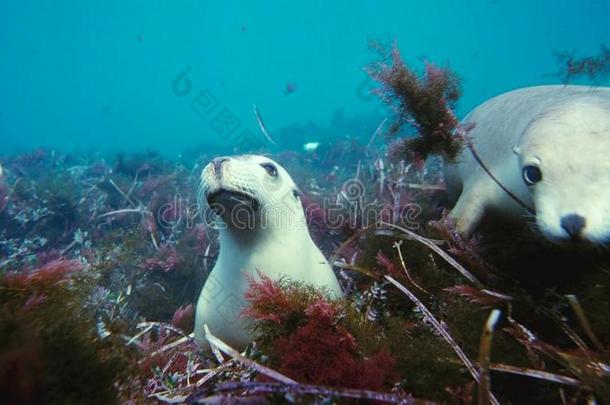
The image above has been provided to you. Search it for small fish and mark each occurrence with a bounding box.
[137,34,144,42]
[253,105,278,146]
[284,81,297,96]
[303,142,320,152]
[240,24,247,32]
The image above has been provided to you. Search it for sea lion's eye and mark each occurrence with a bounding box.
[260,163,278,177]
[522,165,542,186]
[293,189,300,199]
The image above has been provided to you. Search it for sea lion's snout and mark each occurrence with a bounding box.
[560,213,586,240]
[211,156,229,178]
[200,156,265,227]
[537,204,609,246]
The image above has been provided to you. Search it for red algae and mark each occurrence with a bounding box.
[367,42,467,163]
[0,139,608,403]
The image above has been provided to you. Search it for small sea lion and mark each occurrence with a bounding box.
[447,85,610,244]
[194,155,342,349]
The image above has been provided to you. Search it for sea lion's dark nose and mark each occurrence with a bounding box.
[560,214,586,239]
[212,156,229,174]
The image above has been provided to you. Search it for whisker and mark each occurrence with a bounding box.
[520,212,537,221]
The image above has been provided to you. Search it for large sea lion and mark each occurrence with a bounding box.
[194,155,342,349]
[447,85,610,245]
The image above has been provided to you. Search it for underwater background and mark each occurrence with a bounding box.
[1,0,609,156]
[1,1,610,404]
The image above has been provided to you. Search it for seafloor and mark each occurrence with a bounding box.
[0,137,609,404]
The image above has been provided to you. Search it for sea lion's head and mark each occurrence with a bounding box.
[199,155,305,235]
[514,98,610,245]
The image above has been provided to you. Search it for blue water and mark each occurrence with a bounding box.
[1,0,609,156]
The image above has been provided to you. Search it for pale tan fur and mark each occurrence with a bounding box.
[447,85,610,244]
[194,155,342,349]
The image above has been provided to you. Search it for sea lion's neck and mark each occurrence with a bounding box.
[213,207,316,276]
[219,226,268,248]
[215,223,315,276]
[219,222,309,248]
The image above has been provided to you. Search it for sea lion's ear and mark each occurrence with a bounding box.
[512,146,521,156]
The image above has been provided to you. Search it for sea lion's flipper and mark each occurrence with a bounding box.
[449,183,488,236]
